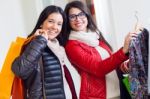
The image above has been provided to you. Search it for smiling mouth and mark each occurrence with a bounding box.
[75,22,82,26]
[47,31,55,34]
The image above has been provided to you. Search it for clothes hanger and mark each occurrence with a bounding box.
[134,11,143,32]
[134,11,139,31]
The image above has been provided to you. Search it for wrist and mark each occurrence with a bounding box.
[122,47,129,56]
[125,52,129,56]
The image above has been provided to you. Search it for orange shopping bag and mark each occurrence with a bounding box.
[0,36,34,99]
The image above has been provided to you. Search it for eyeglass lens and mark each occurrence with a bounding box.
[69,12,86,21]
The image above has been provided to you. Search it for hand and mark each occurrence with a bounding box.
[120,60,129,73]
[34,29,49,40]
[122,32,138,54]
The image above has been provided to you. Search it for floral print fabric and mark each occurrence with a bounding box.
[129,28,149,99]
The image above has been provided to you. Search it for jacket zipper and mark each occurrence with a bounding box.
[39,57,46,99]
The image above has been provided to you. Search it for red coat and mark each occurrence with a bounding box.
[65,40,128,99]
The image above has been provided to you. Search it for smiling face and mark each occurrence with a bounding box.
[69,7,88,32]
[41,12,63,40]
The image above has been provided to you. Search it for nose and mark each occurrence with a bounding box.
[52,23,58,29]
[75,15,80,21]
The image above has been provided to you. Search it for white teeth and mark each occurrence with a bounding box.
[47,29,58,34]
[76,22,82,25]
[48,31,55,34]
[76,24,81,27]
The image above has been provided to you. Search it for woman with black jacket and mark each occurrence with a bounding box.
[11,5,79,99]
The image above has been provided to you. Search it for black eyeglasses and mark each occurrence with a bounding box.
[69,12,86,21]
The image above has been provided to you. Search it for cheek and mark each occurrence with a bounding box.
[41,22,49,29]
[84,18,88,26]
[70,24,77,30]
[70,22,74,27]
[58,26,62,32]
[56,32,60,37]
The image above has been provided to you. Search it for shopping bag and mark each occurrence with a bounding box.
[11,76,25,99]
[0,41,16,99]
[122,74,131,96]
[0,36,34,99]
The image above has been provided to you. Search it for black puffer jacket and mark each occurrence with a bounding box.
[12,36,65,99]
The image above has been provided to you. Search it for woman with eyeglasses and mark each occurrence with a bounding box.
[64,1,136,99]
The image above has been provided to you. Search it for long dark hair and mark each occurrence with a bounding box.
[28,5,66,46]
[64,1,112,50]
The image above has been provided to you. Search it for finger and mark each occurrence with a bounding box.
[41,31,48,40]
[120,64,126,73]
[127,32,137,41]
[124,62,129,73]
[34,29,43,36]
[124,65,129,73]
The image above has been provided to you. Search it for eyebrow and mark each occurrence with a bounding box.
[69,12,83,15]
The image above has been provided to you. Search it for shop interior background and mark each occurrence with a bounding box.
[0,0,150,71]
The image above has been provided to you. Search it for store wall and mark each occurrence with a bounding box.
[0,0,43,71]
[0,0,68,72]
[94,0,116,50]
[3,0,149,71]
[94,0,150,51]
[110,0,150,50]
[0,0,26,71]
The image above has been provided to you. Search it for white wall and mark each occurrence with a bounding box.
[0,0,25,71]
[0,0,43,71]
[4,0,149,70]
[110,0,150,50]
[0,0,67,71]
[94,0,117,50]
[94,0,150,51]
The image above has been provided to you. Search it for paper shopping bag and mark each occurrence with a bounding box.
[0,36,34,99]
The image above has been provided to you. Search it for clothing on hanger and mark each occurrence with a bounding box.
[129,28,149,99]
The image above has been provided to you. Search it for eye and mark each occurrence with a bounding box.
[58,23,63,26]
[48,20,54,23]
[69,14,76,19]
[79,12,85,17]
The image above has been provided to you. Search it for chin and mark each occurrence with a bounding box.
[48,37,56,40]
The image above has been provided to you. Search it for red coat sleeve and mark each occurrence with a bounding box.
[65,40,128,77]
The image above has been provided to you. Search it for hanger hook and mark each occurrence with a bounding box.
[134,11,139,23]
[134,11,139,31]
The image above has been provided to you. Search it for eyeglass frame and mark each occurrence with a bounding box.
[69,12,86,21]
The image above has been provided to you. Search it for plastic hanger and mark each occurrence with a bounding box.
[134,11,139,31]
[134,11,143,32]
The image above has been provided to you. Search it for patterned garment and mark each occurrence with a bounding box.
[129,28,149,99]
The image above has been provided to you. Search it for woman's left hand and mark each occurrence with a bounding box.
[120,60,129,74]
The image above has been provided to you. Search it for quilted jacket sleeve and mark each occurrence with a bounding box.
[65,40,128,77]
[11,36,47,79]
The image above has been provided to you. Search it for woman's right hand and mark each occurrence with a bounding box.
[34,29,49,41]
[122,32,137,54]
